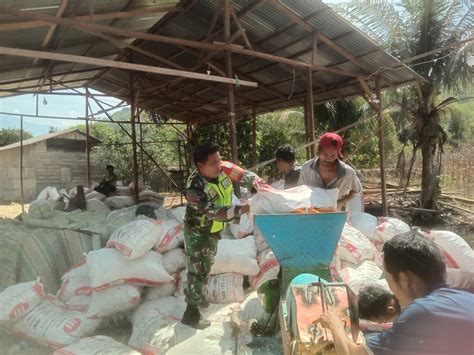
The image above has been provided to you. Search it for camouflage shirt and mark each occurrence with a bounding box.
[184,169,242,235]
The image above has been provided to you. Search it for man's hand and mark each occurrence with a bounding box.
[240,204,251,214]
[318,309,345,332]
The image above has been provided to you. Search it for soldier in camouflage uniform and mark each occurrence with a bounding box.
[182,142,252,329]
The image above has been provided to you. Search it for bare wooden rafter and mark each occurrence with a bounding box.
[0,46,258,87]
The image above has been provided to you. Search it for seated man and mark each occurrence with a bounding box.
[275,144,301,189]
[319,230,474,354]
[94,165,117,196]
[64,185,87,212]
[298,133,362,209]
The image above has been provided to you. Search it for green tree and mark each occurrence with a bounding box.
[0,128,33,146]
[335,0,473,212]
[73,110,181,191]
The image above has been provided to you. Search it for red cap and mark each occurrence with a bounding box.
[318,132,344,158]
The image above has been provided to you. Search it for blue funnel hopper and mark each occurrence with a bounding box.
[254,212,346,292]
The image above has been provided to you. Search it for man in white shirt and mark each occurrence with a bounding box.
[298,132,362,209]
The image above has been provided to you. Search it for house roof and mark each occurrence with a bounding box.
[0,128,100,151]
[0,0,422,126]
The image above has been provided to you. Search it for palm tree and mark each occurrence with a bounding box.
[334,0,472,213]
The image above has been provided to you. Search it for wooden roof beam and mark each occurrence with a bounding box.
[0,4,353,75]
[0,46,258,87]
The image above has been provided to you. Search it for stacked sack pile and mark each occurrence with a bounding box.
[2,200,271,353]
[3,182,472,353]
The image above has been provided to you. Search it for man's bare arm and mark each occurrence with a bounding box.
[320,310,369,355]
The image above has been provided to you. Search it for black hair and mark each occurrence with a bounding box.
[105,165,114,170]
[275,144,296,163]
[358,285,398,320]
[383,230,446,284]
[193,142,220,165]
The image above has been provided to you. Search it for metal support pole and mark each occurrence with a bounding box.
[376,78,388,216]
[20,115,24,213]
[306,69,316,158]
[85,87,91,187]
[252,106,257,166]
[130,58,140,204]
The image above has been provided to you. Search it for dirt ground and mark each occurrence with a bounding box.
[0,203,29,219]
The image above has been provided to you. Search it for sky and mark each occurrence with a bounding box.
[0,88,126,136]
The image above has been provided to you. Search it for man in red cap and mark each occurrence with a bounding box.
[298,132,362,209]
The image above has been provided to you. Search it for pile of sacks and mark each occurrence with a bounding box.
[3,203,271,353]
[331,212,473,308]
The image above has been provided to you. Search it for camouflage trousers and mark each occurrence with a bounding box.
[183,230,219,306]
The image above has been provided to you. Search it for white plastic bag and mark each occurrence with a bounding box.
[13,298,100,348]
[129,317,177,354]
[207,273,244,304]
[129,298,185,354]
[86,198,111,214]
[375,217,410,242]
[131,297,186,331]
[85,191,106,201]
[250,248,280,290]
[348,212,378,240]
[87,248,174,290]
[58,259,91,302]
[144,281,177,300]
[87,285,141,319]
[235,291,269,323]
[336,224,383,266]
[104,196,135,209]
[28,200,56,219]
[339,260,383,285]
[210,236,259,276]
[0,280,45,324]
[36,186,60,201]
[426,230,474,270]
[229,214,255,239]
[167,322,245,355]
[254,230,269,253]
[169,206,186,223]
[155,220,185,253]
[106,206,138,233]
[54,335,140,355]
[107,219,164,259]
[162,248,186,274]
[250,184,338,214]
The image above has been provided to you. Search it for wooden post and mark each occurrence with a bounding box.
[224,0,240,197]
[303,97,310,160]
[252,106,257,166]
[376,78,388,216]
[307,68,316,158]
[224,0,239,165]
[130,62,140,204]
[138,109,146,186]
[20,115,24,214]
[85,87,91,187]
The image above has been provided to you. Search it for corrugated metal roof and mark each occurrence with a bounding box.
[0,0,180,97]
[0,128,100,151]
[0,0,421,125]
